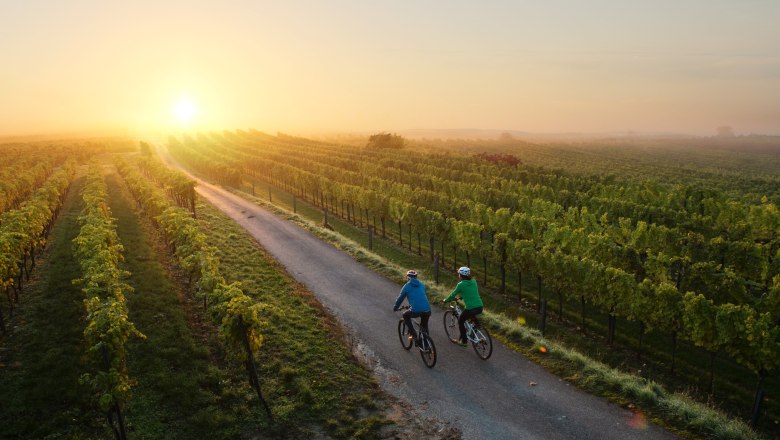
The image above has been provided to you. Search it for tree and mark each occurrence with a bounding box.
[716,126,735,138]
[366,132,406,149]
[498,132,515,141]
[139,141,152,156]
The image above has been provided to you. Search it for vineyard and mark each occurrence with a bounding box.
[166,130,780,437]
[0,140,389,439]
[0,133,778,439]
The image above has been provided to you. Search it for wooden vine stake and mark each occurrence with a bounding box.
[238,315,273,422]
[101,345,128,440]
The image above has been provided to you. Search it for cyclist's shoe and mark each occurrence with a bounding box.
[457,341,468,348]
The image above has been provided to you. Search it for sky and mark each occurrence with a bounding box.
[1,1,779,137]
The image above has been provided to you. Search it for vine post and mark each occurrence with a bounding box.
[238,315,273,422]
[750,370,767,427]
[100,345,128,440]
[434,254,440,285]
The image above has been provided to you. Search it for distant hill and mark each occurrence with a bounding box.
[398,128,699,141]
[399,128,529,139]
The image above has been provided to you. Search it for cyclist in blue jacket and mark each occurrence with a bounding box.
[393,270,431,344]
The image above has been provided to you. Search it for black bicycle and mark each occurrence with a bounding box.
[397,306,437,368]
[443,300,493,360]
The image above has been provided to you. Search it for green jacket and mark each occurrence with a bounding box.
[444,279,483,310]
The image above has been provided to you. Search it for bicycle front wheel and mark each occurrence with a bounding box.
[398,320,413,350]
[472,326,493,360]
[419,334,437,368]
[443,310,459,343]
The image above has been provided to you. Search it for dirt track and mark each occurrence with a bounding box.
[164,151,677,440]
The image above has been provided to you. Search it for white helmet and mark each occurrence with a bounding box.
[457,266,471,277]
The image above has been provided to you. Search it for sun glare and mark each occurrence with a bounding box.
[174,98,197,124]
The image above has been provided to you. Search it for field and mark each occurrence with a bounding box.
[1,133,778,439]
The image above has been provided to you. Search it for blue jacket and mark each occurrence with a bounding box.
[393,278,431,313]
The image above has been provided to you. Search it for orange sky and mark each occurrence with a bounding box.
[1,1,779,137]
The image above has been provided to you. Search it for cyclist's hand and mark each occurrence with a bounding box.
[392,306,398,312]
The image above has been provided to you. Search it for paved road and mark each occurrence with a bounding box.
[163,151,677,440]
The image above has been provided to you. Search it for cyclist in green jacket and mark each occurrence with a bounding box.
[442,266,483,346]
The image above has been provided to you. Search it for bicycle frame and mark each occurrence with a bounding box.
[445,301,493,360]
[451,303,480,342]
[397,306,437,367]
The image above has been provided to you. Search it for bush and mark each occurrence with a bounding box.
[366,132,405,149]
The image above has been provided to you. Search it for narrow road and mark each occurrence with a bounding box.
[165,152,677,440]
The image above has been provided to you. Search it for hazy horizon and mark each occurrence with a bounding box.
[2,1,779,137]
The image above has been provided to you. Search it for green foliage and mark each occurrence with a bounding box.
[366,132,405,149]
[207,280,274,358]
[0,172,107,439]
[104,170,262,438]
[0,160,75,289]
[168,135,242,186]
[682,292,719,353]
[136,154,196,211]
[73,162,145,410]
[117,157,271,358]
[168,130,779,435]
[717,304,780,374]
[228,168,767,440]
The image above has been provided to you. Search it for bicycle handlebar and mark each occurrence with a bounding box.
[445,299,464,307]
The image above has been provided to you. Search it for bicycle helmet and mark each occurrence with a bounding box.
[457,266,471,277]
[406,269,418,278]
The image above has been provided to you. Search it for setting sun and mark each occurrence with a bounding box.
[174,98,197,125]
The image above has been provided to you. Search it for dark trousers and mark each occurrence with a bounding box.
[458,306,483,343]
[403,310,431,339]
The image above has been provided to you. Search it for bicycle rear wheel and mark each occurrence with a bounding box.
[443,310,459,343]
[419,333,437,368]
[398,320,413,350]
[472,326,493,360]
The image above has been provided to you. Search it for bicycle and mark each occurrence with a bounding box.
[443,300,493,360]
[397,306,437,368]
